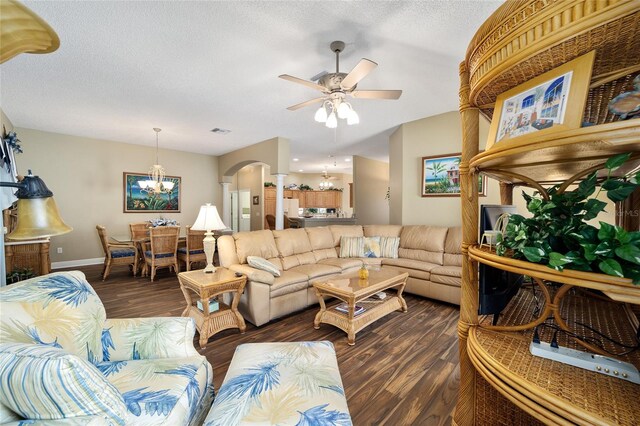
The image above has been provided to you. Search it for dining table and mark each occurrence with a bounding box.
[112,229,187,277]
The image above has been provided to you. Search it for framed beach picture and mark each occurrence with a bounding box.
[422,153,486,197]
[123,172,181,213]
[486,50,595,150]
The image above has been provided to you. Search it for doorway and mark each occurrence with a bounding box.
[230,190,251,232]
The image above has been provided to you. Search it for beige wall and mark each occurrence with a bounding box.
[218,136,289,180]
[14,127,219,265]
[389,111,502,226]
[353,156,389,225]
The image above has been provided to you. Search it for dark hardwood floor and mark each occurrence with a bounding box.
[71,264,461,426]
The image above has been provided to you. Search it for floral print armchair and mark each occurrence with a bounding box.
[0,271,213,425]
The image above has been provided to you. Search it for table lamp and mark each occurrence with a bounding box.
[191,203,226,273]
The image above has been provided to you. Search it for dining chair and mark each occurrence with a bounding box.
[129,222,150,274]
[265,214,276,230]
[96,225,138,280]
[144,226,180,281]
[177,225,206,272]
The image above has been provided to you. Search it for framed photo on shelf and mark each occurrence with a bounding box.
[486,50,595,150]
[421,153,487,197]
[123,172,181,213]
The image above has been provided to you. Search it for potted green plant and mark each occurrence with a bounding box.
[497,153,640,283]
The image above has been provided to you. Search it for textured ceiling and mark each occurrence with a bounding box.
[1,1,502,174]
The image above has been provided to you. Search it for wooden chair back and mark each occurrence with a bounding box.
[130,222,150,241]
[96,225,109,255]
[185,226,206,251]
[265,214,276,230]
[148,226,180,255]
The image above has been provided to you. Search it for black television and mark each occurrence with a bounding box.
[479,204,524,324]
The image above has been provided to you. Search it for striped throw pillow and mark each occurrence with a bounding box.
[339,236,365,258]
[247,256,281,277]
[380,236,400,259]
[0,343,128,424]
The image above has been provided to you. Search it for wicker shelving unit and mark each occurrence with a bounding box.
[454,1,640,425]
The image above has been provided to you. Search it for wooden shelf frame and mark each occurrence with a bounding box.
[454,1,640,425]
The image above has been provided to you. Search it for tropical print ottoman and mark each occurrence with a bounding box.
[204,341,352,425]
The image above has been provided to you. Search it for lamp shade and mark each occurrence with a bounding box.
[192,203,226,231]
[8,197,72,240]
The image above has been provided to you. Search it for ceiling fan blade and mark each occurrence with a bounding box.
[351,89,402,100]
[286,97,325,111]
[279,74,326,92]
[340,58,377,90]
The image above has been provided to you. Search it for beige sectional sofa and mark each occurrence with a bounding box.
[217,225,462,326]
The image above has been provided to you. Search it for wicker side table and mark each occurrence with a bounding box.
[178,268,247,349]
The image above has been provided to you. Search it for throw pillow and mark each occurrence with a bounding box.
[363,237,381,258]
[380,236,400,259]
[0,343,128,423]
[247,256,281,277]
[339,236,365,258]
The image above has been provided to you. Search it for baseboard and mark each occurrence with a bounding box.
[52,257,104,270]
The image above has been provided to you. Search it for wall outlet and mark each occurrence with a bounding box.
[57,247,63,254]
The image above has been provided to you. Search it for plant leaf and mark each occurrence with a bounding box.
[549,252,573,269]
[606,182,637,202]
[614,244,640,265]
[615,227,630,244]
[582,199,607,220]
[599,259,624,277]
[605,152,631,171]
[598,222,616,240]
[522,247,545,263]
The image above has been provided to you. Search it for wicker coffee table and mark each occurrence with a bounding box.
[312,268,409,345]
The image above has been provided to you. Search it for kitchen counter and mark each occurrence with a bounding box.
[289,217,356,228]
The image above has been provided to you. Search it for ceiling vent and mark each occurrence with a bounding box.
[211,128,231,134]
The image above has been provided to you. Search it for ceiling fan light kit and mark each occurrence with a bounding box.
[280,40,401,128]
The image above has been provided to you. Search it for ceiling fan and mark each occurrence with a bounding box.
[279,41,402,127]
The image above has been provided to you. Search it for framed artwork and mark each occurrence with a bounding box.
[123,172,181,213]
[486,50,595,149]
[421,153,486,197]
[252,195,259,205]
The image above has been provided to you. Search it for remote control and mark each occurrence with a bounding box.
[234,272,243,277]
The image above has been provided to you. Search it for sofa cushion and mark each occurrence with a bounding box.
[0,343,128,424]
[273,229,313,256]
[431,265,462,278]
[313,247,339,262]
[319,257,363,270]
[431,273,462,287]
[234,230,279,264]
[380,236,400,258]
[363,225,403,238]
[103,355,213,426]
[247,256,281,277]
[363,236,381,258]
[339,236,364,258]
[399,226,448,265]
[204,341,351,426]
[444,226,463,266]
[382,258,441,277]
[305,227,335,250]
[270,271,310,297]
[289,263,342,280]
[329,225,364,247]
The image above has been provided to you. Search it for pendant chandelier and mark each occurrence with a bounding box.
[138,128,174,194]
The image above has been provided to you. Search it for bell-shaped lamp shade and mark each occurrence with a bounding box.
[337,102,351,119]
[347,109,360,125]
[191,203,226,273]
[325,112,338,129]
[8,197,72,240]
[162,180,175,191]
[314,106,328,123]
